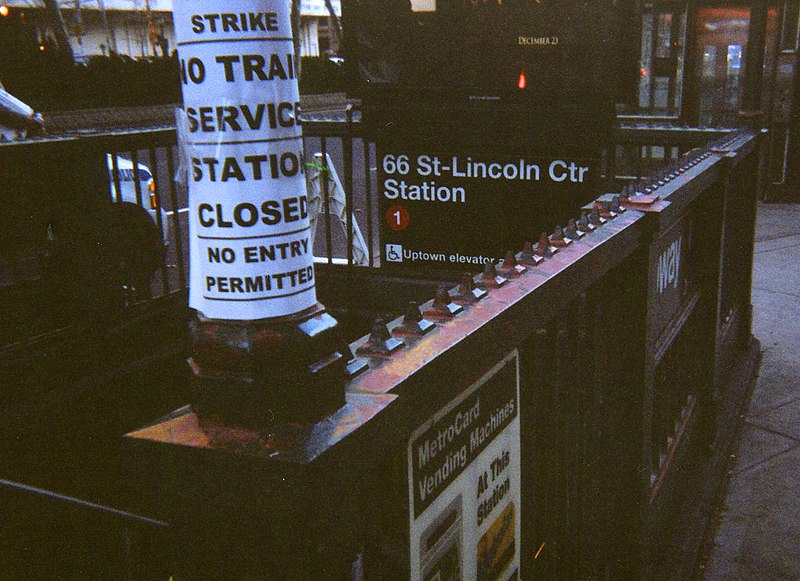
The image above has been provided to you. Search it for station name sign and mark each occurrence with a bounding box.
[383,154,589,202]
[174,0,316,320]
[379,149,597,269]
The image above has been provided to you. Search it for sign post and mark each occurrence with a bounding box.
[173,0,348,425]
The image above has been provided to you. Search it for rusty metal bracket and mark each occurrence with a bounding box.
[424,284,464,319]
[394,301,436,337]
[356,318,405,357]
[550,225,574,248]
[498,250,528,277]
[452,272,488,304]
[481,262,508,288]
[519,241,545,265]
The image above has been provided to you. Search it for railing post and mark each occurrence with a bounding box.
[123,5,386,579]
[173,0,350,426]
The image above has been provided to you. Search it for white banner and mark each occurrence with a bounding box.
[409,351,522,581]
[174,0,317,319]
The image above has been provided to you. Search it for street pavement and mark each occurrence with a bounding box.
[701,202,800,580]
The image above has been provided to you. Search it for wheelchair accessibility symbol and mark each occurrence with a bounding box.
[385,244,403,263]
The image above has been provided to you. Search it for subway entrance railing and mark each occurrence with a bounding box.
[0,114,761,577]
[0,114,739,342]
[116,128,761,579]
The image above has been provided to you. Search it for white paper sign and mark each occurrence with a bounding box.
[409,351,521,581]
[174,0,317,319]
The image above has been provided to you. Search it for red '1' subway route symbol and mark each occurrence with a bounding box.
[386,205,410,231]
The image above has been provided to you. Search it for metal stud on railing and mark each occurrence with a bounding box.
[595,200,617,220]
[343,344,369,377]
[452,272,488,304]
[481,262,508,288]
[564,218,585,240]
[424,284,464,319]
[519,241,544,266]
[588,206,606,227]
[394,301,436,336]
[577,211,595,233]
[535,232,558,258]
[620,184,631,203]
[356,317,405,356]
[550,225,573,247]
[498,250,527,277]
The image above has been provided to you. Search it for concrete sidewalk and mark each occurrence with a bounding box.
[702,203,800,580]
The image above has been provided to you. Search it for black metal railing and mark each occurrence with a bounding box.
[0,117,740,356]
[119,128,762,580]
[323,128,761,579]
[102,119,736,289]
[0,478,171,580]
[0,116,741,358]
[0,119,759,579]
[95,114,377,303]
[609,124,731,181]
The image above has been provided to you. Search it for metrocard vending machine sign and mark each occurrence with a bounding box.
[409,352,521,581]
[174,0,316,320]
[380,150,595,269]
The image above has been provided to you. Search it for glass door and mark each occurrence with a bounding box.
[638,3,688,115]
[694,6,751,126]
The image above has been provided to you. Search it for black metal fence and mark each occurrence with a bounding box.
[22,116,736,300]
[0,119,758,579]
[0,479,170,580]
[609,123,731,180]
[121,128,762,579]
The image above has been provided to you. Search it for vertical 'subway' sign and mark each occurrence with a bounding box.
[174,1,316,320]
